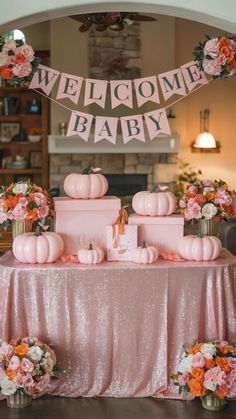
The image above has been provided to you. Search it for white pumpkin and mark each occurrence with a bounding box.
[132,241,158,264]
[78,244,105,265]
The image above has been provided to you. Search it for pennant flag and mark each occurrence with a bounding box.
[181,61,208,92]
[94,116,118,144]
[158,68,186,101]
[144,109,171,140]
[56,73,83,105]
[120,115,145,144]
[110,80,133,109]
[29,64,60,96]
[134,76,160,107]
[84,79,108,108]
[66,111,93,142]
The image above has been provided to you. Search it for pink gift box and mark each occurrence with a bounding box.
[54,196,121,255]
[128,213,184,252]
[107,225,138,261]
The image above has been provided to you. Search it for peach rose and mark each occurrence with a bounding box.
[188,378,207,397]
[205,359,216,369]
[216,357,232,373]
[188,343,203,355]
[6,368,19,381]
[15,343,29,357]
[191,367,204,382]
[215,384,229,399]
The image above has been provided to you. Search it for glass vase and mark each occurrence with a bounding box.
[7,392,32,408]
[198,219,219,237]
[201,394,227,411]
[12,220,33,240]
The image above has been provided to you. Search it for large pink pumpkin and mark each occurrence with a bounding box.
[132,191,177,216]
[64,173,108,199]
[178,235,222,261]
[13,232,64,264]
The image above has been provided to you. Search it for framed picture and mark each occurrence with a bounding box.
[0,122,20,142]
[30,151,42,168]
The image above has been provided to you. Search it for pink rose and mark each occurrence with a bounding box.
[188,185,198,195]
[215,189,232,206]
[8,355,20,370]
[0,342,14,358]
[192,352,205,368]
[204,366,226,392]
[178,372,190,386]
[24,375,34,387]
[21,357,34,373]
[15,44,35,62]
[13,373,27,388]
[203,38,219,58]
[37,205,49,219]
[18,197,28,207]
[13,62,32,78]
[35,374,50,392]
[185,203,202,220]
[179,199,186,208]
[7,55,16,66]
[203,59,221,76]
[34,192,47,207]
[11,203,27,221]
[217,54,227,66]
[228,358,236,369]
[2,39,16,52]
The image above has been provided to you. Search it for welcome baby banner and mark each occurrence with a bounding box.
[29,60,208,143]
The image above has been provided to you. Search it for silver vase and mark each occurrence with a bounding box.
[12,220,33,240]
[7,393,32,408]
[201,394,227,411]
[198,219,219,236]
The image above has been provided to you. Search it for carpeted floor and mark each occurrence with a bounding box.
[0,397,236,419]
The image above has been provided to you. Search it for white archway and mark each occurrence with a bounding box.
[0,0,236,33]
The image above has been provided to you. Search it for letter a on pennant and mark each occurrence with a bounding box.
[120,115,145,144]
[158,68,186,101]
[181,61,208,92]
[94,116,118,144]
[66,111,93,142]
[84,79,108,108]
[56,73,83,105]
[29,65,60,96]
[144,109,171,140]
[110,80,133,109]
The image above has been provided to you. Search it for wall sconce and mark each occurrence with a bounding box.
[191,109,221,153]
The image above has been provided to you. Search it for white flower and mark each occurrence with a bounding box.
[202,203,218,219]
[204,379,217,391]
[0,52,8,66]
[28,346,43,362]
[200,343,217,359]
[178,354,193,373]
[2,39,16,52]
[0,376,16,396]
[12,182,29,195]
[203,186,215,195]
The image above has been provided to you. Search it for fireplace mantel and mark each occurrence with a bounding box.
[48,134,180,154]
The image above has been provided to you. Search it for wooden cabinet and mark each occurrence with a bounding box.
[0,87,49,188]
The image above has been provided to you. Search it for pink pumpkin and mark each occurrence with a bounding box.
[132,241,158,264]
[132,190,177,216]
[13,232,64,264]
[178,235,222,261]
[78,244,104,265]
[64,169,108,199]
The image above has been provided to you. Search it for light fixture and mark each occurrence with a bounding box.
[191,109,221,153]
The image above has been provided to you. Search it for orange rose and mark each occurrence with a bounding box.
[206,191,216,201]
[219,37,231,48]
[191,367,204,382]
[215,385,229,399]
[220,46,230,57]
[3,195,19,209]
[15,53,27,64]
[6,369,18,380]
[195,194,206,205]
[205,359,215,369]
[188,343,203,355]
[229,58,236,70]
[215,357,232,373]
[188,378,206,397]
[1,65,14,80]
[218,344,234,355]
[15,343,29,357]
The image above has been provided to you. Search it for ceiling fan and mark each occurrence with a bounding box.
[69,12,156,32]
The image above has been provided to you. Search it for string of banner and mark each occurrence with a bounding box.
[29,61,213,144]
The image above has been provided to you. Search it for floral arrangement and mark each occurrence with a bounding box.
[193,35,236,79]
[0,337,57,396]
[0,37,40,86]
[0,181,50,227]
[173,340,236,399]
[178,179,234,222]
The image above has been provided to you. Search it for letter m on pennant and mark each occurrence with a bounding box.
[29,65,60,96]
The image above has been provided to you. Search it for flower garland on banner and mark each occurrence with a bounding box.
[0,34,234,144]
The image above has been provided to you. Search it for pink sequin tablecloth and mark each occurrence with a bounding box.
[0,250,236,399]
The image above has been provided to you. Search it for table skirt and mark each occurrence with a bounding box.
[0,251,236,399]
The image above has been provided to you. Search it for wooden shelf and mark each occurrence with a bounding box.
[0,168,42,174]
[0,114,41,122]
[0,141,42,149]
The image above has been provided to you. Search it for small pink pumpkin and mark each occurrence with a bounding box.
[13,231,64,264]
[78,243,104,265]
[178,235,222,261]
[132,241,158,264]
[64,167,108,199]
[132,189,177,216]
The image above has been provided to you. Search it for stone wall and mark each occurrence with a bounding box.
[49,153,176,194]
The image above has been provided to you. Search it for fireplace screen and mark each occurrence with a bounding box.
[105,174,147,196]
